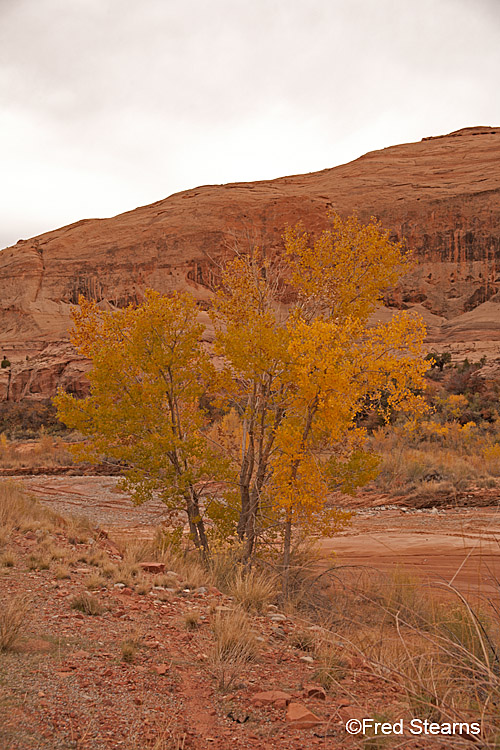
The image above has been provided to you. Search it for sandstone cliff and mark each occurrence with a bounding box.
[1,126,499,400]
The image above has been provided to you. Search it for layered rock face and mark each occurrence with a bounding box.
[1,126,499,400]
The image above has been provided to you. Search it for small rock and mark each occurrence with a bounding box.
[299,656,315,663]
[269,613,287,622]
[195,586,207,594]
[302,684,326,700]
[114,583,125,589]
[286,702,323,729]
[71,650,90,659]
[271,626,286,640]
[339,705,365,722]
[251,690,292,706]
[153,663,170,675]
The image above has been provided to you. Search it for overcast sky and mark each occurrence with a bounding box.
[1,0,499,250]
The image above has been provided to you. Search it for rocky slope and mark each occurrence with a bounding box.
[1,126,499,400]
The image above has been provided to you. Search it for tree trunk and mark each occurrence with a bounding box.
[282,511,292,599]
[186,487,210,560]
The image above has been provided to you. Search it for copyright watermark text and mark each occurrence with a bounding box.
[345,718,481,736]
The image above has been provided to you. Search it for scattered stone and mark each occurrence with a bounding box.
[269,613,287,622]
[299,656,315,663]
[152,663,170,675]
[302,684,326,700]
[339,705,365,722]
[286,702,323,729]
[114,583,125,589]
[71,650,90,659]
[195,586,207,594]
[250,690,292,707]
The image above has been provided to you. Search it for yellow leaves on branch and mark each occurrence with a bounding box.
[211,213,428,546]
[54,291,216,517]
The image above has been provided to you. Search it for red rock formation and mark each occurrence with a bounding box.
[1,126,499,400]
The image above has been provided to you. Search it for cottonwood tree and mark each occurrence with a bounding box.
[211,214,428,589]
[54,290,218,556]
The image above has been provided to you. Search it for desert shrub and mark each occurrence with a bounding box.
[120,631,142,663]
[183,610,201,630]
[70,592,104,616]
[313,643,347,689]
[210,608,259,691]
[228,568,277,613]
[0,594,30,651]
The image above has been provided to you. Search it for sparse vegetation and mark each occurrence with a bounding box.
[228,568,277,613]
[70,592,104,616]
[210,608,259,690]
[0,594,30,651]
[183,610,200,630]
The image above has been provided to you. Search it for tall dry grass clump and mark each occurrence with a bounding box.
[229,568,277,613]
[0,594,30,651]
[210,608,259,690]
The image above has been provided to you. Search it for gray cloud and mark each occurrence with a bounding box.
[1,0,499,248]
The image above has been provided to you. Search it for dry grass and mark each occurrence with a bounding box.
[54,564,71,580]
[229,568,277,613]
[85,572,107,589]
[70,592,104,616]
[0,481,64,534]
[0,432,73,470]
[299,559,500,746]
[120,630,142,663]
[370,421,500,498]
[209,608,259,691]
[0,551,15,568]
[183,610,201,630]
[0,594,30,651]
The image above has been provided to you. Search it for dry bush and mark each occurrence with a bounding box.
[183,610,201,630]
[114,537,156,564]
[66,515,96,545]
[0,551,15,568]
[0,594,30,651]
[208,547,244,591]
[135,576,152,595]
[27,554,51,571]
[112,562,141,586]
[210,608,259,690]
[289,627,316,652]
[70,592,104,616]
[54,564,71,580]
[229,568,277,613]
[85,572,106,589]
[120,630,143,663]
